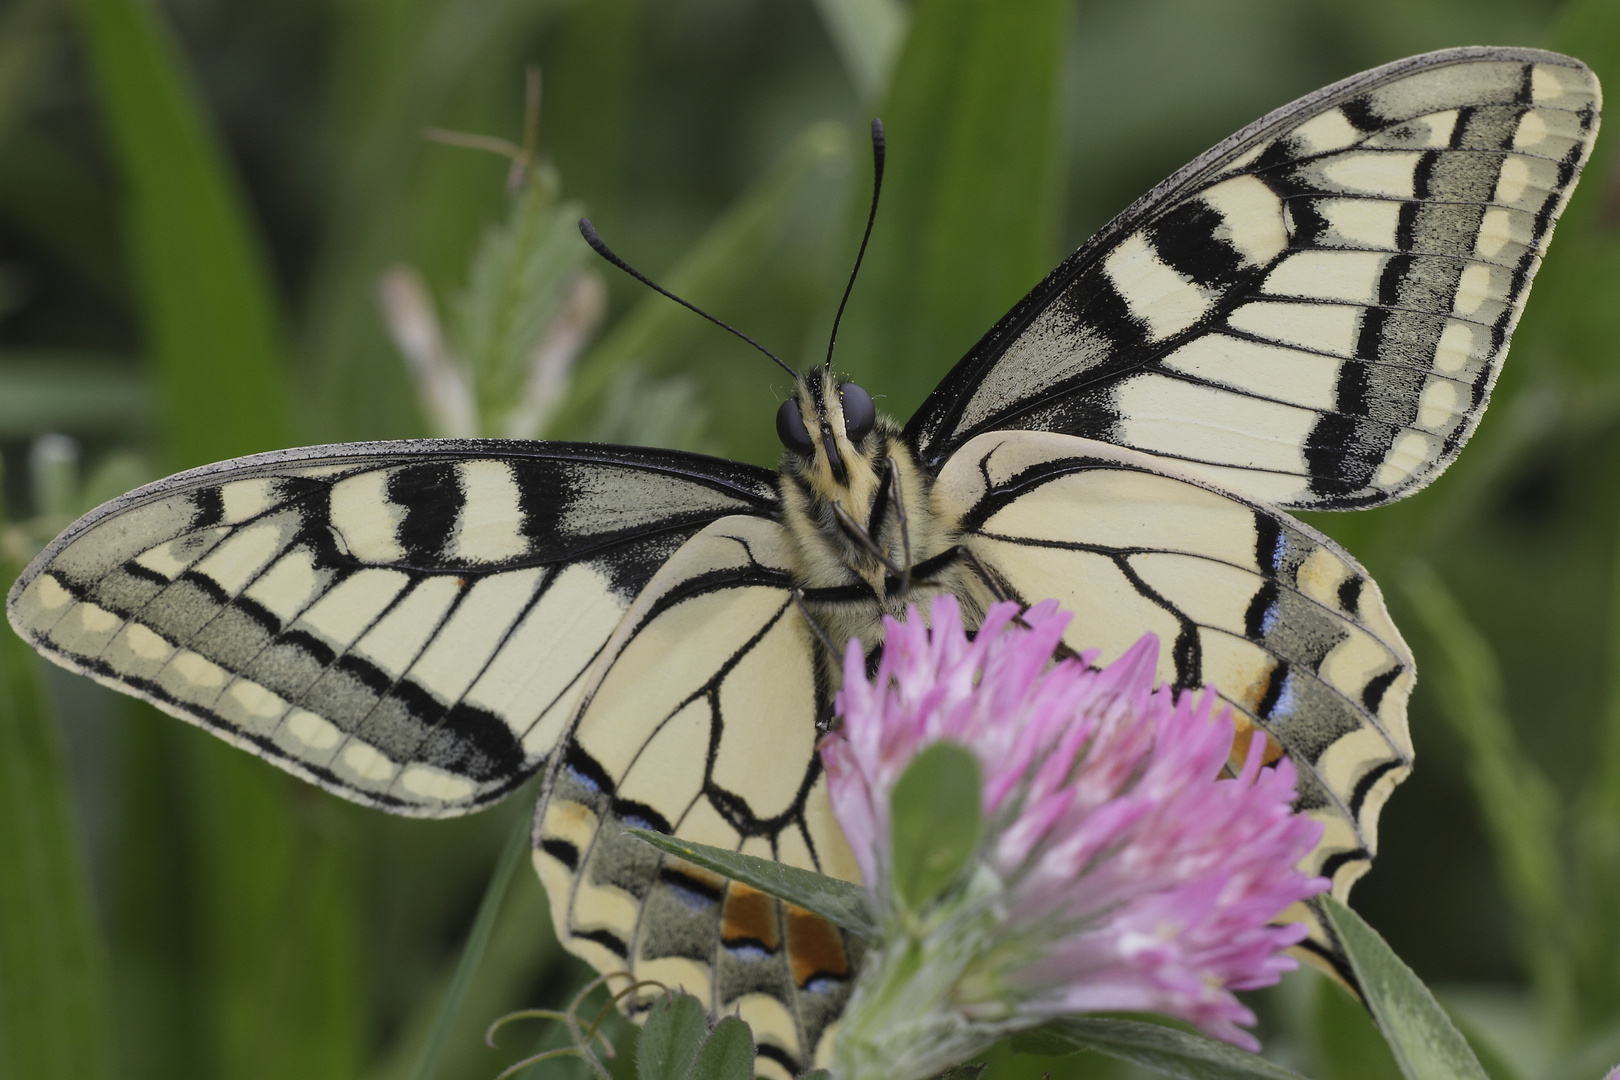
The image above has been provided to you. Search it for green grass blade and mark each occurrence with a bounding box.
[833,0,1068,417]
[70,0,290,467]
[809,0,907,101]
[1400,563,1568,1009]
[0,590,116,1079]
[410,800,533,1080]
[0,352,148,437]
[1320,897,1491,1080]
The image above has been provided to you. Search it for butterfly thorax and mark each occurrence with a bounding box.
[776,368,981,652]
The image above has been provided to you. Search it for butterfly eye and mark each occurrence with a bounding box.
[776,398,814,454]
[839,383,875,442]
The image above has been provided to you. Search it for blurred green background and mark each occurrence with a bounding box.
[3,0,1620,1078]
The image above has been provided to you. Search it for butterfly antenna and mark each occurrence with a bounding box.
[824,118,886,371]
[579,218,798,380]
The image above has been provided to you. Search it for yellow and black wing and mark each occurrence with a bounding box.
[910,47,1599,510]
[6,440,779,816]
[534,514,860,1080]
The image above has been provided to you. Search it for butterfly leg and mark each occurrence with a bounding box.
[866,455,895,538]
[831,503,904,580]
[886,457,912,599]
[791,587,841,657]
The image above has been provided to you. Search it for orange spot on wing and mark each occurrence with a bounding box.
[785,904,849,987]
[1231,714,1286,770]
[721,884,780,951]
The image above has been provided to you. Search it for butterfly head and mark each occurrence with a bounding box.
[776,366,884,494]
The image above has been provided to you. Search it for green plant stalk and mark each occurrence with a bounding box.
[1401,562,1571,1024]
[833,868,1008,1080]
[409,802,532,1080]
[70,0,290,468]
[833,0,1067,418]
[0,580,116,1080]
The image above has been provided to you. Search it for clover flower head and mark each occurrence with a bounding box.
[820,596,1328,1078]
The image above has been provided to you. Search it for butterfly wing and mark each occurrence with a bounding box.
[908,47,1600,510]
[937,429,1413,977]
[534,514,861,1080]
[6,440,778,816]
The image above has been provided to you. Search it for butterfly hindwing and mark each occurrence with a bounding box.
[937,430,1414,899]
[534,514,862,1080]
[7,440,778,816]
[908,47,1599,510]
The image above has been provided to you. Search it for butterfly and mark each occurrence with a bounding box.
[7,46,1599,1078]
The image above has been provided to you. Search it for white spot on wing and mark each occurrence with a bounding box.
[32,573,74,612]
[407,569,542,702]
[1452,263,1497,316]
[450,461,528,564]
[1314,197,1401,250]
[1531,63,1569,102]
[401,765,475,801]
[1198,176,1287,267]
[134,528,229,580]
[244,548,321,624]
[1104,231,1212,341]
[1514,110,1548,148]
[1475,206,1519,258]
[1114,374,1315,475]
[1374,431,1438,488]
[329,470,405,563]
[352,575,462,679]
[1320,151,1419,198]
[189,521,286,595]
[1433,320,1482,375]
[298,568,410,651]
[124,623,173,661]
[1160,333,1338,411]
[1416,378,1463,432]
[1227,300,1362,357]
[226,679,289,723]
[1292,109,1362,153]
[220,479,280,524]
[1262,250,1387,304]
[288,708,342,749]
[1495,155,1532,204]
[342,741,396,781]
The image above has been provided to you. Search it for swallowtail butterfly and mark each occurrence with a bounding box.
[8,47,1599,1078]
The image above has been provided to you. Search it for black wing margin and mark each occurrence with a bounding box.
[7,439,779,817]
[906,47,1600,510]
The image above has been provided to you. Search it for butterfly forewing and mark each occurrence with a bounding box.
[909,47,1599,510]
[7,440,778,816]
[534,515,861,1080]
